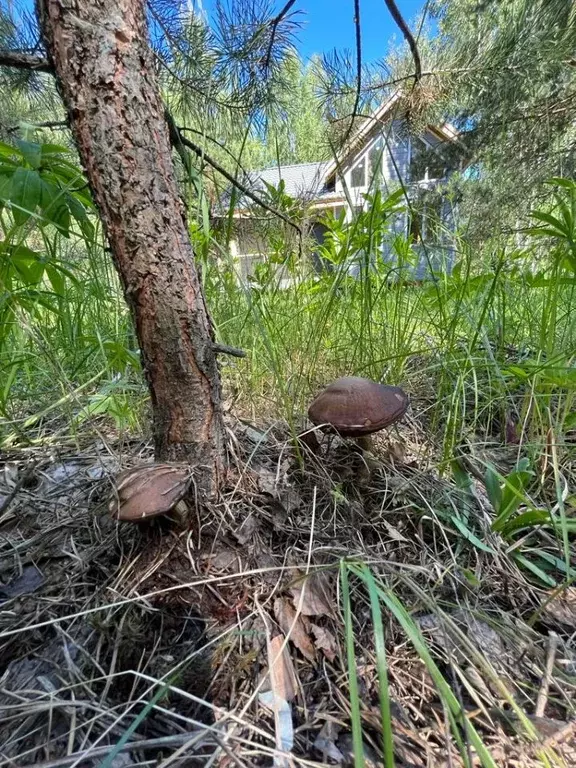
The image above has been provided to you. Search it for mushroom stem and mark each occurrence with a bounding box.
[355,435,374,452]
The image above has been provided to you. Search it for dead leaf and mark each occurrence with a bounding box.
[310,624,337,661]
[314,721,343,762]
[387,440,406,464]
[274,598,316,662]
[255,552,281,584]
[0,565,44,600]
[463,664,496,704]
[279,488,302,514]
[290,571,333,618]
[2,462,19,489]
[528,716,575,742]
[464,616,505,662]
[264,634,297,702]
[266,498,288,530]
[382,519,409,542]
[255,466,278,495]
[542,587,576,626]
[233,512,259,545]
[209,549,240,572]
[239,423,269,445]
[337,733,381,768]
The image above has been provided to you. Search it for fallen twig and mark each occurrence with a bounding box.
[535,631,558,718]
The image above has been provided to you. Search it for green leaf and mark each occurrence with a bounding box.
[16,139,42,170]
[548,177,576,190]
[451,459,473,493]
[499,509,551,537]
[513,554,557,587]
[40,143,71,157]
[461,568,480,587]
[528,226,567,239]
[10,167,42,225]
[361,567,395,768]
[46,264,65,295]
[12,258,45,285]
[9,244,40,260]
[340,562,366,768]
[40,179,64,211]
[530,210,565,236]
[66,192,95,239]
[11,245,45,285]
[66,192,87,222]
[350,564,499,768]
[0,171,13,203]
[451,516,496,554]
[49,201,71,237]
[484,464,502,511]
[492,462,532,532]
[530,550,576,578]
[0,141,23,160]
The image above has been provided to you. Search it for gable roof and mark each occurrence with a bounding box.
[323,92,460,184]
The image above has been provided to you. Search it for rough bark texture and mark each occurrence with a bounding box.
[38,0,225,492]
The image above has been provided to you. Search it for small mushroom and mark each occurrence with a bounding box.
[307,376,408,451]
[109,463,192,522]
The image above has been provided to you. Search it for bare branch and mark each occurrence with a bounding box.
[382,0,422,85]
[328,0,363,155]
[212,342,246,358]
[0,50,52,72]
[263,0,296,71]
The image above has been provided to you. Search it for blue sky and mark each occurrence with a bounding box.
[199,0,430,65]
[18,0,429,66]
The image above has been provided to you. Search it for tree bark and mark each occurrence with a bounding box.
[38,0,226,494]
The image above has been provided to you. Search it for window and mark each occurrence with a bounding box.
[368,140,384,184]
[350,157,366,188]
[410,138,449,182]
[424,195,445,242]
[407,193,445,244]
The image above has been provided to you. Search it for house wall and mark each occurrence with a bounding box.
[226,118,459,285]
[334,123,449,213]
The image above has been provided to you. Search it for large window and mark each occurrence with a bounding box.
[350,157,366,188]
[407,192,446,243]
[410,138,449,182]
[368,139,384,184]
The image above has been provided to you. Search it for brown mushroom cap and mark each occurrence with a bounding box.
[109,463,191,522]
[308,377,408,437]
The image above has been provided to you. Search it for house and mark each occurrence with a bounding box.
[220,93,464,284]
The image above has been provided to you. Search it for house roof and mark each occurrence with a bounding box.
[213,161,334,216]
[254,161,331,199]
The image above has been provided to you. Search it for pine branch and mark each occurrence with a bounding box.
[382,0,422,85]
[0,50,52,72]
[165,110,303,237]
[263,0,296,71]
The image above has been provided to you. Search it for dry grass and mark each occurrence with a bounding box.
[1,412,575,767]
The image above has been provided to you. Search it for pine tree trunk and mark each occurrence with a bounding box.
[38,0,226,494]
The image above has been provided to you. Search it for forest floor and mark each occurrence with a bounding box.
[1,412,575,767]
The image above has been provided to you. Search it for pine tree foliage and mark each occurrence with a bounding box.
[430,0,576,239]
